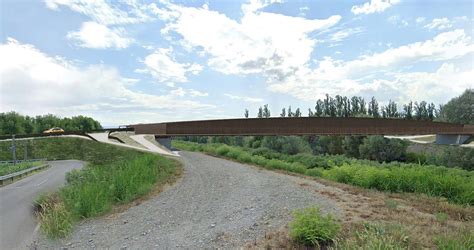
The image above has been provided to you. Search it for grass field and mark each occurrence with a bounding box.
[0,161,44,176]
[0,137,180,238]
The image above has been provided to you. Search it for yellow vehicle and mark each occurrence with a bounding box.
[43,127,64,134]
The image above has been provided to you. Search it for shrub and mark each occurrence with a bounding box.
[359,136,408,162]
[289,207,340,246]
[305,168,323,177]
[289,162,307,174]
[216,145,231,156]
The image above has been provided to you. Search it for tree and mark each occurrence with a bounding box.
[403,101,413,120]
[244,109,249,118]
[294,108,302,117]
[0,112,102,135]
[414,101,428,120]
[308,108,314,117]
[359,136,407,162]
[263,104,271,118]
[288,106,293,117]
[343,136,365,158]
[314,100,324,117]
[257,106,263,118]
[437,89,473,124]
[368,97,379,118]
[280,108,286,117]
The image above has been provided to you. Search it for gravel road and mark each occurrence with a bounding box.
[36,152,340,249]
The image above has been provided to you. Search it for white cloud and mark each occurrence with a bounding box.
[328,27,365,42]
[188,89,208,97]
[351,0,400,15]
[155,0,340,82]
[416,17,426,23]
[67,21,133,49]
[169,87,208,97]
[224,94,264,103]
[388,15,408,27]
[0,38,213,124]
[424,17,453,30]
[44,0,152,25]
[136,48,203,85]
[268,29,474,103]
[384,63,473,103]
[299,6,309,16]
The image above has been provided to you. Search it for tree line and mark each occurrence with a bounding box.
[245,89,474,124]
[0,112,102,135]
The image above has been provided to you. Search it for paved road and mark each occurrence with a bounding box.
[0,160,84,249]
[130,134,175,156]
[89,132,177,156]
[36,152,340,249]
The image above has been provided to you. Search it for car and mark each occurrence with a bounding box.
[43,127,64,134]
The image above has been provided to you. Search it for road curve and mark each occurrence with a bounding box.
[36,152,340,249]
[0,160,84,250]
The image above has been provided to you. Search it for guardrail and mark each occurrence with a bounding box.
[0,128,135,142]
[0,159,47,165]
[0,164,49,185]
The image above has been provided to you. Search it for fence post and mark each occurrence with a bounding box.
[24,141,28,160]
[11,135,17,165]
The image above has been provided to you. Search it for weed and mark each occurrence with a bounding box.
[385,199,399,209]
[435,212,448,224]
[289,207,340,246]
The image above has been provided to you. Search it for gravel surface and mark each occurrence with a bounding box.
[35,152,341,249]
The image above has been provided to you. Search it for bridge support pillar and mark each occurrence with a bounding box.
[155,136,172,150]
[435,134,471,145]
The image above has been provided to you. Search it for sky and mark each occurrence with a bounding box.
[0,0,473,126]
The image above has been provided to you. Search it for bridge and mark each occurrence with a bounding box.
[129,117,474,145]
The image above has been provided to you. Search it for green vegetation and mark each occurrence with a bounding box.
[0,137,180,238]
[0,161,44,176]
[173,141,474,205]
[323,164,473,205]
[0,111,102,135]
[435,229,474,250]
[289,207,340,246]
[437,89,474,125]
[334,223,411,250]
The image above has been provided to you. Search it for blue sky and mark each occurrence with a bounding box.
[1,0,472,126]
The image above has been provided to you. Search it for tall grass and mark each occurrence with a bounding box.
[289,207,340,246]
[0,161,44,176]
[18,137,180,238]
[173,140,474,205]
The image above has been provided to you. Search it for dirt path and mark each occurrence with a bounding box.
[35,152,341,249]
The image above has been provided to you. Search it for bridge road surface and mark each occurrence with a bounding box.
[0,160,84,249]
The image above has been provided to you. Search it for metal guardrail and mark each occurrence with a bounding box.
[0,159,47,165]
[0,128,134,141]
[0,164,49,184]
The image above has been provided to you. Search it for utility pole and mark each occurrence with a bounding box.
[11,135,17,165]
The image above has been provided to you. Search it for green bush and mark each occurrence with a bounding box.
[216,145,231,156]
[305,168,323,177]
[359,136,408,162]
[323,164,474,205]
[289,207,340,246]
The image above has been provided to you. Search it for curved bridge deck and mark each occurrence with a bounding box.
[130,117,474,136]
